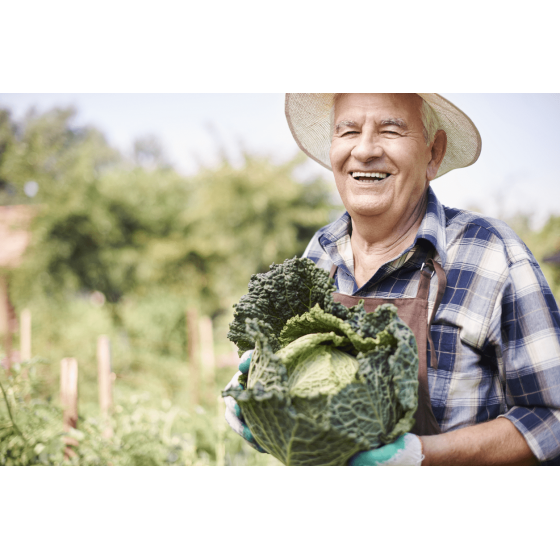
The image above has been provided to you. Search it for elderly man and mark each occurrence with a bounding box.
[226,93,560,466]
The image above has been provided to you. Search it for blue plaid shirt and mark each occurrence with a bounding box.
[303,187,560,465]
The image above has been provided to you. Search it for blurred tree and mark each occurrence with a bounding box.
[183,153,338,315]
[1,107,125,309]
[1,106,340,320]
[0,109,23,205]
[133,135,169,169]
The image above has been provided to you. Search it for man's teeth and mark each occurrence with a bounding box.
[352,172,389,179]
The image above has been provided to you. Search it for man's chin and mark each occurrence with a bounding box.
[342,198,392,219]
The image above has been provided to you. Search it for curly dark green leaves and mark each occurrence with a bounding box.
[279,304,393,354]
[346,303,400,342]
[227,257,349,354]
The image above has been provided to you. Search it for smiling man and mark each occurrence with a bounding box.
[327,94,447,290]
[226,93,560,466]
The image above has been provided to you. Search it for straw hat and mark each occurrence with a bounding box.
[285,93,482,179]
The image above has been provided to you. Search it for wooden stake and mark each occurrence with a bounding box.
[20,308,31,362]
[97,336,113,437]
[60,358,78,432]
[186,308,200,406]
[60,358,79,459]
[199,315,216,391]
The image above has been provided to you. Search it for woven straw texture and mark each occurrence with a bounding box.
[285,93,482,179]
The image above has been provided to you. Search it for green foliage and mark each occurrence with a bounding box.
[224,257,419,466]
[1,106,339,319]
[0,363,281,466]
[0,360,111,466]
[228,256,349,355]
[177,154,339,316]
[0,104,336,466]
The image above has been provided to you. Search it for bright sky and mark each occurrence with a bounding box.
[1,93,559,227]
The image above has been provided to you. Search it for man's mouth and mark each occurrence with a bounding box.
[350,172,391,183]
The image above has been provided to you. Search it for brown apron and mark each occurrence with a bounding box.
[329,258,447,436]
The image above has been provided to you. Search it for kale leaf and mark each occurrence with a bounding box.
[227,257,349,354]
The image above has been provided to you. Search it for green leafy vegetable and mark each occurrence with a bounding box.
[277,332,359,399]
[228,257,350,355]
[225,257,419,466]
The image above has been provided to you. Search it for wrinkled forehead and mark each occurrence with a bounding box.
[333,93,424,124]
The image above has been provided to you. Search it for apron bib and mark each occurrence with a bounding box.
[329,258,447,436]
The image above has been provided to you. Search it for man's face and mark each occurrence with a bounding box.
[330,93,438,223]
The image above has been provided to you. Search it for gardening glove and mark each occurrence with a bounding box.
[349,434,424,466]
[223,350,267,453]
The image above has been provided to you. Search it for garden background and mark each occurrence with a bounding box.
[1,94,559,466]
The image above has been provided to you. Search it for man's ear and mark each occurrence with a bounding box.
[427,130,448,181]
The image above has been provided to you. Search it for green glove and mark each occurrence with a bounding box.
[349,434,424,466]
[223,350,267,454]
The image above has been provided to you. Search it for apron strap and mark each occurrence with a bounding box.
[415,264,433,300]
[329,264,337,279]
[423,258,447,370]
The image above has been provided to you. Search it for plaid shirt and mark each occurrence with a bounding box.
[303,186,560,465]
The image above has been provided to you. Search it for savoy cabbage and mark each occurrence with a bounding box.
[224,257,419,466]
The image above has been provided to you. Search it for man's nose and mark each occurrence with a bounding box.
[351,133,384,162]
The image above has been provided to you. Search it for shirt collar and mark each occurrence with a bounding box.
[318,186,448,274]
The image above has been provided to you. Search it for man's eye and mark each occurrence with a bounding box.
[342,131,359,136]
[383,130,400,135]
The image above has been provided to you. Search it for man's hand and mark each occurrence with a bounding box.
[349,434,424,466]
[223,350,267,454]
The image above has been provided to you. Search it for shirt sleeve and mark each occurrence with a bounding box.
[494,256,560,465]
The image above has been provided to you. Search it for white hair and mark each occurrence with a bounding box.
[330,94,440,145]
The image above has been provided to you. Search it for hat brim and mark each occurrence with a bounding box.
[285,93,482,179]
